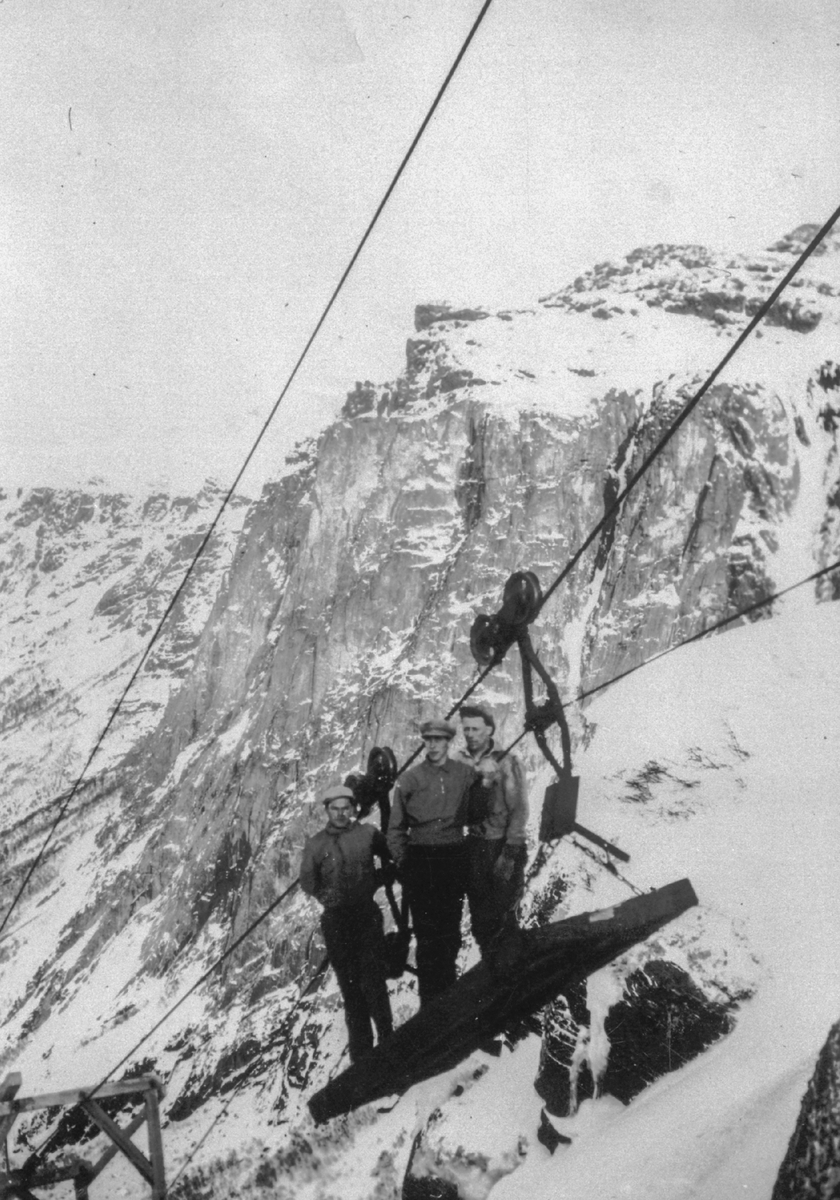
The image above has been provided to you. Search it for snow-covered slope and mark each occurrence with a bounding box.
[486,594,840,1200]
[0,482,248,816]
[86,591,838,1200]
[2,227,840,1197]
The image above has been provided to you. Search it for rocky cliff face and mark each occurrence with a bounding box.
[772,1019,840,1200]
[2,227,840,1194]
[0,483,248,800]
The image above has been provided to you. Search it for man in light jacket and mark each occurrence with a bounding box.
[386,719,477,1005]
[456,704,529,957]
[299,785,393,1061]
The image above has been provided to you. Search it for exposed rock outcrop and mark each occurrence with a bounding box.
[772,1019,840,1200]
[536,963,735,1117]
[3,229,840,1169]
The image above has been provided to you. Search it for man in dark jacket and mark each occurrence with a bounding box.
[387,718,477,1005]
[456,704,529,958]
[299,785,393,1062]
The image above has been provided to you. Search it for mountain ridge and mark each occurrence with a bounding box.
[2,228,840,1197]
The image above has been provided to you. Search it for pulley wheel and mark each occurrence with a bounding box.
[501,570,542,627]
[367,745,398,790]
[469,613,499,667]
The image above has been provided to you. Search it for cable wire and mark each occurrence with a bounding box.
[409,201,840,742]
[18,877,301,1173]
[21,557,837,1180]
[0,0,497,941]
[500,558,840,760]
[163,957,331,1197]
[167,552,840,1182]
[20,272,840,1174]
[65,557,840,1135]
[13,96,837,1186]
[537,206,840,613]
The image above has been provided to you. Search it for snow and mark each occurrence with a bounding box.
[104,592,840,1200]
[4,244,840,1197]
[214,711,251,758]
[0,484,246,818]
[420,298,836,432]
[486,597,840,1200]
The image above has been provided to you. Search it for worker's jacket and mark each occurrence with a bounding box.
[299,822,389,910]
[386,757,476,865]
[454,743,528,844]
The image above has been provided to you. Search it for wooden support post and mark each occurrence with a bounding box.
[80,1098,155,1184]
[571,821,631,863]
[1,1073,167,1200]
[0,1075,22,1103]
[0,1073,22,1175]
[87,1109,148,1182]
[0,1075,164,1117]
[144,1087,166,1200]
[73,1164,93,1200]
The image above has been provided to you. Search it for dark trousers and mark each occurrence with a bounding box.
[403,843,468,1006]
[321,902,393,1062]
[467,837,527,955]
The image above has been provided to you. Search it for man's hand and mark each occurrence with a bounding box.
[493,843,522,883]
[476,758,500,787]
[374,861,398,889]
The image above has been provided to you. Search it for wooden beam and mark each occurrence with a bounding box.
[0,1110,18,1159]
[80,1098,153,1184]
[0,1076,21,1177]
[0,1075,22,1103]
[18,1160,88,1185]
[3,1159,91,1198]
[0,1073,164,1116]
[145,1088,167,1200]
[1,1180,42,1200]
[87,1109,147,1180]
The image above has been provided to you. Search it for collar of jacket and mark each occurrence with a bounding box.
[324,820,359,837]
[423,756,455,771]
[464,739,496,763]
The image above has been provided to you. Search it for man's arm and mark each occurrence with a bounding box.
[502,755,529,843]
[299,837,321,900]
[386,781,410,866]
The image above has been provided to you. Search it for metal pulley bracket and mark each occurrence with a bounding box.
[516,626,571,780]
[471,570,571,775]
[469,571,543,667]
[523,700,558,736]
[520,636,629,861]
[540,778,630,863]
[471,570,630,863]
[344,745,398,823]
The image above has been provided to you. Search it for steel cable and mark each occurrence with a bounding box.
[32,554,837,1176]
[0,0,497,940]
[109,209,840,1190]
[412,201,840,744]
[12,56,839,1193]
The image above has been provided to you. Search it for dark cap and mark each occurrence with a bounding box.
[459,704,495,731]
[420,718,457,740]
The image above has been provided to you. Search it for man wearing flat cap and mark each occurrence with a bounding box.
[300,785,393,1061]
[457,704,529,958]
[387,718,476,1005]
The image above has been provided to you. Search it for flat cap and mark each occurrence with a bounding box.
[420,718,457,740]
[459,703,495,731]
[322,784,356,805]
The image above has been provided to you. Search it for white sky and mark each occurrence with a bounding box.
[2,0,839,493]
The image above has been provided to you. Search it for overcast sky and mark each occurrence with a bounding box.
[2,0,838,492]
